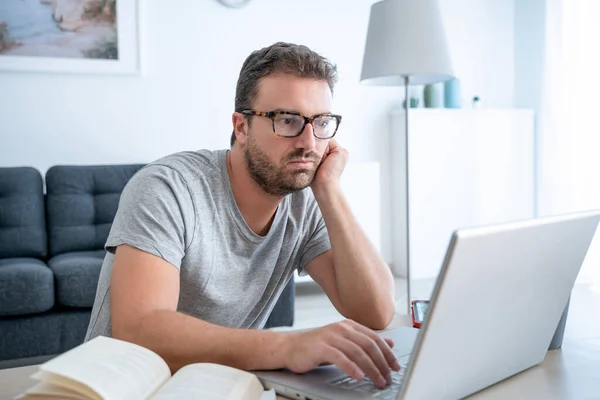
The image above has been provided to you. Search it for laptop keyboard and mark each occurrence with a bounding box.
[327,348,411,399]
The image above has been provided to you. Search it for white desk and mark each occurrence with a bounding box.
[1,284,598,399]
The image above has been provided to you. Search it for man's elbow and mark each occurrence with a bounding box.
[367,304,396,330]
[112,311,183,373]
[349,300,396,330]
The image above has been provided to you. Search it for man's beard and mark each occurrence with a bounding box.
[243,135,321,197]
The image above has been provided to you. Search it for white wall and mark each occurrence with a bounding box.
[0,0,516,264]
[514,0,545,113]
[438,0,515,108]
[514,0,545,222]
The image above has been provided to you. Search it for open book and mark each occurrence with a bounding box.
[15,336,275,400]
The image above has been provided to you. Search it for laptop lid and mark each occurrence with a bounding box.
[399,210,600,400]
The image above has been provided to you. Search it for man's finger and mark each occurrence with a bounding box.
[335,338,388,388]
[344,330,393,386]
[348,321,401,372]
[323,346,364,381]
[327,138,339,152]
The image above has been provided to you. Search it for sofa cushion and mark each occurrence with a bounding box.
[0,258,54,316]
[0,167,47,258]
[48,250,106,308]
[45,164,144,256]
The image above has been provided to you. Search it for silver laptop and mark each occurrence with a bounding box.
[254,210,600,400]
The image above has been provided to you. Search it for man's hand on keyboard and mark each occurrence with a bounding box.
[282,319,401,389]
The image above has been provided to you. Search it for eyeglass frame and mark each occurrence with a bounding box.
[240,109,342,139]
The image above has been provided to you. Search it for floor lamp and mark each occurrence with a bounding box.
[360,0,454,313]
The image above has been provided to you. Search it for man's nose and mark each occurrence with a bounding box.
[294,122,317,151]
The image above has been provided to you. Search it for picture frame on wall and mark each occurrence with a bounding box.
[0,0,139,75]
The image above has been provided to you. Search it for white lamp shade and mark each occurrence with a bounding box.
[361,0,454,85]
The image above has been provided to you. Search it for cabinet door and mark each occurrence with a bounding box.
[393,110,534,282]
[409,110,476,280]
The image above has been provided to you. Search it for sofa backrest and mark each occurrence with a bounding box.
[0,167,47,259]
[45,164,145,256]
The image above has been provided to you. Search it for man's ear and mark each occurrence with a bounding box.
[231,112,249,146]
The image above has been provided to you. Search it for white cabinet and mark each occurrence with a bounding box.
[390,109,535,280]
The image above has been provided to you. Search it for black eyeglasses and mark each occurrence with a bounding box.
[241,109,342,139]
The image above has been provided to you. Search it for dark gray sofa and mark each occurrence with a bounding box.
[0,165,295,369]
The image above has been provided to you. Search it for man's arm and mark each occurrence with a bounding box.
[110,245,285,373]
[111,244,399,388]
[306,141,396,330]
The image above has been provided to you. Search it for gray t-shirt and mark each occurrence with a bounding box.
[85,149,331,341]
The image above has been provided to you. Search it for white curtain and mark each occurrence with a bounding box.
[539,0,600,289]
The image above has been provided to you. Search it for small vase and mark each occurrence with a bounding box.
[424,83,444,108]
[444,78,461,108]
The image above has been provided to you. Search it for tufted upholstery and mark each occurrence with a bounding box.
[0,167,47,259]
[1,163,296,367]
[0,258,54,316]
[45,165,145,256]
[48,250,106,308]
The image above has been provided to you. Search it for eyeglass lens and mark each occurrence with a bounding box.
[273,114,337,138]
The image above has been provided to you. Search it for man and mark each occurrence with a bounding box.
[85,42,398,389]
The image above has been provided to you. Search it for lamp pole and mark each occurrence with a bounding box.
[404,75,412,313]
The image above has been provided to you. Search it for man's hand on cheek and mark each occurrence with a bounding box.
[311,139,348,195]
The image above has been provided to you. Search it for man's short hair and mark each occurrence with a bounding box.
[231,42,338,147]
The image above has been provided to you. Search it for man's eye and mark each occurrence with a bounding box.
[316,118,333,127]
[283,118,294,125]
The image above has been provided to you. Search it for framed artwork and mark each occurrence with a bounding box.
[0,0,139,74]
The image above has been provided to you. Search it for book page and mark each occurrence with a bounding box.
[150,363,265,400]
[16,380,88,399]
[32,336,171,400]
